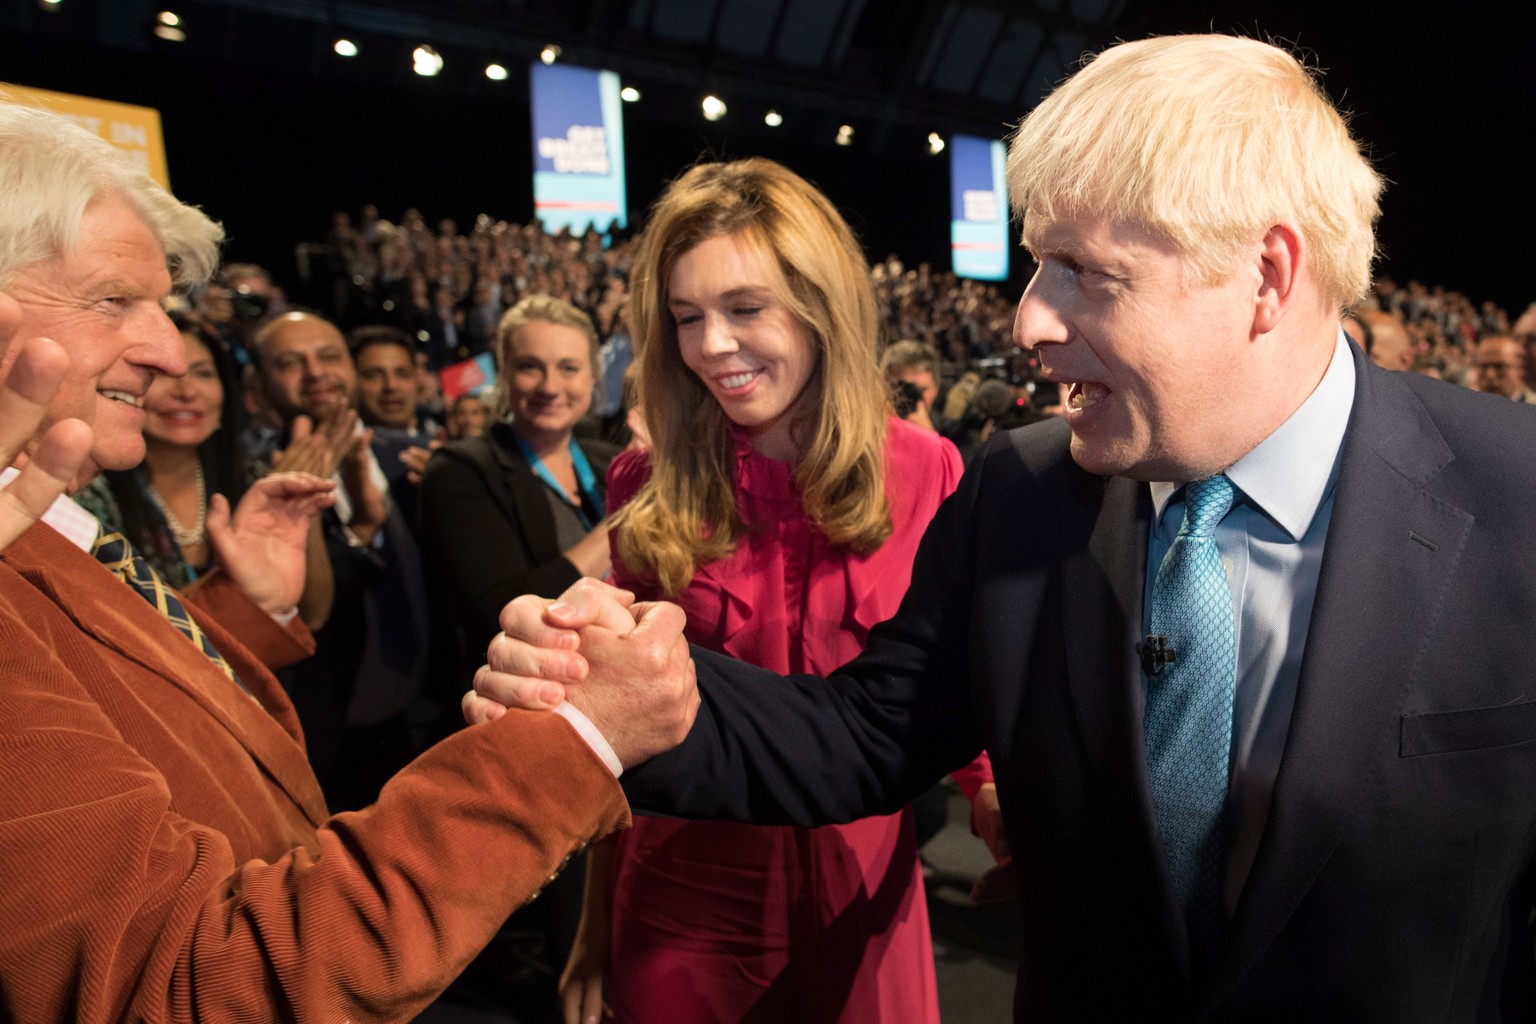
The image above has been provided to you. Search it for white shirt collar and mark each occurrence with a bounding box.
[0,466,104,552]
[1150,329,1356,541]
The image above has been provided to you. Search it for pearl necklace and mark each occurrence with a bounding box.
[146,463,207,549]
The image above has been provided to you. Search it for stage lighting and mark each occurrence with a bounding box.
[702,95,727,122]
[485,63,509,81]
[413,45,444,77]
[836,124,854,146]
[621,86,641,102]
[927,132,945,155]
[153,10,186,42]
[540,44,562,64]
[764,109,783,127]
[333,38,359,57]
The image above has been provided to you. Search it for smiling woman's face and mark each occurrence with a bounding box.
[143,331,223,449]
[668,232,819,462]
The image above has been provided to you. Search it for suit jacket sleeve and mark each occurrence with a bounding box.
[622,430,993,825]
[181,564,315,671]
[0,551,631,1023]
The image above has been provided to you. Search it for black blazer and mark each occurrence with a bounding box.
[419,422,618,688]
[624,345,1536,1021]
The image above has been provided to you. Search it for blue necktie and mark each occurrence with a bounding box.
[92,528,249,695]
[1144,474,1236,949]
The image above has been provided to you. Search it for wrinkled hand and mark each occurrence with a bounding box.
[206,472,336,615]
[0,296,92,553]
[471,578,699,771]
[464,579,639,718]
[271,408,358,479]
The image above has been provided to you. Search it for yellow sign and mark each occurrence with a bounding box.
[1,85,170,188]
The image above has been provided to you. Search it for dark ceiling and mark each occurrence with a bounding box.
[2,0,1532,310]
[4,0,1129,154]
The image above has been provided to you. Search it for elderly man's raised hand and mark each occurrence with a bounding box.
[0,296,92,554]
[469,578,700,771]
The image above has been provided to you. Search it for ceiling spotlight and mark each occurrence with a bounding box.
[39,0,64,11]
[540,44,562,64]
[835,124,854,146]
[620,86,641,103]
[764,109,783,128]
[927,132,946,155]
[153,10,186,41]
[412,44,443,77]
[485,63,509,81]
[701,95,727,122]
[333,38,359,57]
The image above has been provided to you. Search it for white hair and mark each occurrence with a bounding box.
[0,97,223,287]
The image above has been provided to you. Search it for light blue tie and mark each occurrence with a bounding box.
[1144,474,1236,949]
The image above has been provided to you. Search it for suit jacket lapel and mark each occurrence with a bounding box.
[12,526,327,823]
[1060,467,1193,964]
[1208,352,1475,1003]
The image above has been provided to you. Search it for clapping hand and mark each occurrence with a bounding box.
[206,472,336,616]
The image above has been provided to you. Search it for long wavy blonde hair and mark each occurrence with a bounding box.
[617,158,891,596]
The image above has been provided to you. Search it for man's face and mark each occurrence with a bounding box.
[3,195,184,491]
[354,343,416,429]
[1014,215,1263,482]
[1474,336,1526,398]
[257,315,355,423]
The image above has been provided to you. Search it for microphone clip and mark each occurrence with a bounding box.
[1140,634,1177,676]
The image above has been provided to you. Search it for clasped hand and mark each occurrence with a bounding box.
[467,578,700,771]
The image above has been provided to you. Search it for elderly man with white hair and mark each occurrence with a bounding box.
[0,101,695,1022]
[478,35,1536,1021]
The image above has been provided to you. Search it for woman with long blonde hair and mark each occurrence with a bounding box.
[562,158,993,1024]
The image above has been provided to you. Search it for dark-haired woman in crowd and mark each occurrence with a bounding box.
[76,312,333,629]
[561,158,999,1024]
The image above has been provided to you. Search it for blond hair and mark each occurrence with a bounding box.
[1007,35,1383,307]
[492,294,599,418]
[619,158,891,596]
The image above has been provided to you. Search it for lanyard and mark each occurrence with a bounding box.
[515,434,606,530]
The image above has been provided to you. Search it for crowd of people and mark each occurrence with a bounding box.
[3,28,1536,1024]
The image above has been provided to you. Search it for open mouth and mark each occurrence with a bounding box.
[1066,381,1110,411]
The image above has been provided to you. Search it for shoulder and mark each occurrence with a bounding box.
[883,417,965,506]
[426,426,517,478]
[1365,364,1536,491]
[606,447,654,511]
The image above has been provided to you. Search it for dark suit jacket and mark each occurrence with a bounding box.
[624,345,1536,1021]
[0,520,628,1021]
[419,422,618,691]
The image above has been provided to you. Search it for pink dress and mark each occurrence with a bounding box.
[604,417,964,1024]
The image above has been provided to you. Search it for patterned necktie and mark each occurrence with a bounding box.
[1144,474,1237,951]
[91,528,248,694]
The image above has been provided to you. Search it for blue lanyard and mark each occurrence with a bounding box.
[515,435,606,529]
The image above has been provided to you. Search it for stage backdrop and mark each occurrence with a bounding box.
[949,134,1008,282]
[530,63,628,237]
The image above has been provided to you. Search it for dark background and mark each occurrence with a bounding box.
[2,0,1531,312]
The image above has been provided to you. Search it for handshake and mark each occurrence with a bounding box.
[466,578,701,771]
